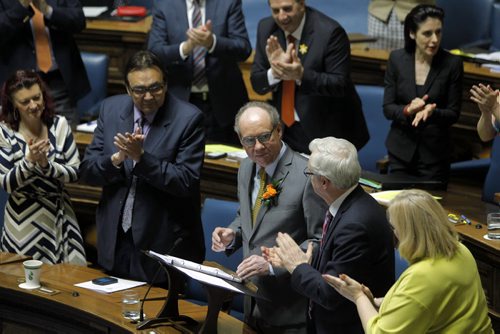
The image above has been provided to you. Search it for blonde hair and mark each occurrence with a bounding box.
[388,189,458,264]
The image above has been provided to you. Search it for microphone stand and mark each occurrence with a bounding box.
[136,240,198,332]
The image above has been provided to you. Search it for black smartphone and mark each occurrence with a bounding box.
[92,277,118,285]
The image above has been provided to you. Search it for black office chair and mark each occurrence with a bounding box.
[184,198,244,320]
[77,52,109,122]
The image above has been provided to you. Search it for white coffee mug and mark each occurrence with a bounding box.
[23,259,43,289]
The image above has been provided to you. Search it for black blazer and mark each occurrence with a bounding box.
[250,7,369,150]
[148,0,251,128]
[0,0,90,102]
[383,48,463,165]
[291,186,395,334]
[80,93,206,281]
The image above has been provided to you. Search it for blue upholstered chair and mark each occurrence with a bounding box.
[356,85,390,172]
[437,0,494,50]
[394,249,409,280]
[185,198,244,320]
[491,3,500,51]
[77,52,109,121]
[482,136,500,203]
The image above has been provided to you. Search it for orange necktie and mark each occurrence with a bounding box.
[32,5,52,73]
[281,35,296,127]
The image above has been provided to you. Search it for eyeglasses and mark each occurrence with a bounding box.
[240,127,276,147]
[303,167,317,177]
[129,82,164,96]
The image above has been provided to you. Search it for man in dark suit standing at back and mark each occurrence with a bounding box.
[251,0,369,154]
[212,101,326,333]
[266,137,394,333]
[148,0,251,145]
[0,0,90,128]
[80,51,205,283]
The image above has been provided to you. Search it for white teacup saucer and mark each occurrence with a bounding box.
[18,282,41,290]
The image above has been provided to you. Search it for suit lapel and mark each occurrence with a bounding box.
[423,50,444,94]
[240,160,255,237]
[118,100,135,174]
[251,148,293,233]
[298,8,314,63]
[205,0,217,25]
[142,102,172,154]
[403,52,417,97]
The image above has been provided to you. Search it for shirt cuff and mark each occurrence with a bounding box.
[267,68,281,86]
[208,34,217,53]
[179,42,188,60]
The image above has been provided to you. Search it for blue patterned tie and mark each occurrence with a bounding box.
[192,0,207,88]
[121,117,146,233]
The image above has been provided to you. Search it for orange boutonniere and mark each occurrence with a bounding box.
[260,177,284,207]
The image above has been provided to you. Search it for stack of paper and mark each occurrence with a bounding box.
[74,277,145,294]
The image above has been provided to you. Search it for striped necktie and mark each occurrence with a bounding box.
[121,117,147,233]
[281,34,296,127]
[32,5,52,73]
[192,0,207,88]
[252,168,267,224]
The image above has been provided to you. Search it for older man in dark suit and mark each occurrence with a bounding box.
[80,51,205,283]
[251,0,369,154]
[148,0,251,145]
[212,101,325,333]
[267,137,395,334]
[0,0,90,127]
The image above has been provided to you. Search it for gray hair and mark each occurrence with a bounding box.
[234,101,280,137]
[308,137,361,190]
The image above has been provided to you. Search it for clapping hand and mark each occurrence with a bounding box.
[406,95,436,127]
[113,127,145,163]
[236,254,270,280]
[27,138,50,168]
[322,273,365,303]
[470,83,499,115]
[272,232,313,273]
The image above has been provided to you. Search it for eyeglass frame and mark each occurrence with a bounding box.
[128,82,165,96]
[239,126,277,147]
[303,167,318,177]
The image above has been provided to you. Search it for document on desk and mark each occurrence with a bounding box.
[74,277,146,294]
[83,6,108,18]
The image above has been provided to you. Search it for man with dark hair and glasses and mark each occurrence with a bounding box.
[211,101,325,333]
[80,50,205,283]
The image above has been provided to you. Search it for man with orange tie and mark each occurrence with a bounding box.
[211,101,325,333]
[0,0,90,128]
[251,0,369,154]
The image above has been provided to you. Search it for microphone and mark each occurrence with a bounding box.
[138,237,183,323]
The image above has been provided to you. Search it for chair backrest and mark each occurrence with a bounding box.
[186,198,243,312]
[482,135,500,203]
[491,3,500,51]
[395,248,409,280]
[356,85,390,172]
[77,52,109,120]
[437,0,494,50]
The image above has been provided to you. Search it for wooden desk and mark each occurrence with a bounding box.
[75,18,269,102]
[0,259,252,333]
[349,46,500,160]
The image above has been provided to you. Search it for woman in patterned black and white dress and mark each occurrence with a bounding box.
[0,70,86,265]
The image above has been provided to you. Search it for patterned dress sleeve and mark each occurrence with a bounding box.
[35,116,79,183]
[0,124,38,193]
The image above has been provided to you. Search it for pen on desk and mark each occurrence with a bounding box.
[460,214,472,225]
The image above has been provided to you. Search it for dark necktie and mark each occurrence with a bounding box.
[192,0,207,88]
[320,211,333,249]
[281,34,296,127]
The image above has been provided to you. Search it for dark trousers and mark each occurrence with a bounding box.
[39,70,78,128]
[282,121,313,154]
[388,151,450,184]
[189,92,239,146]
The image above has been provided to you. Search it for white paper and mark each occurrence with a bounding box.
[148,251,242,283]
[83,6,108,18]
[74,277,146,294]
[175,266,243,293]
[76,120,97,133]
